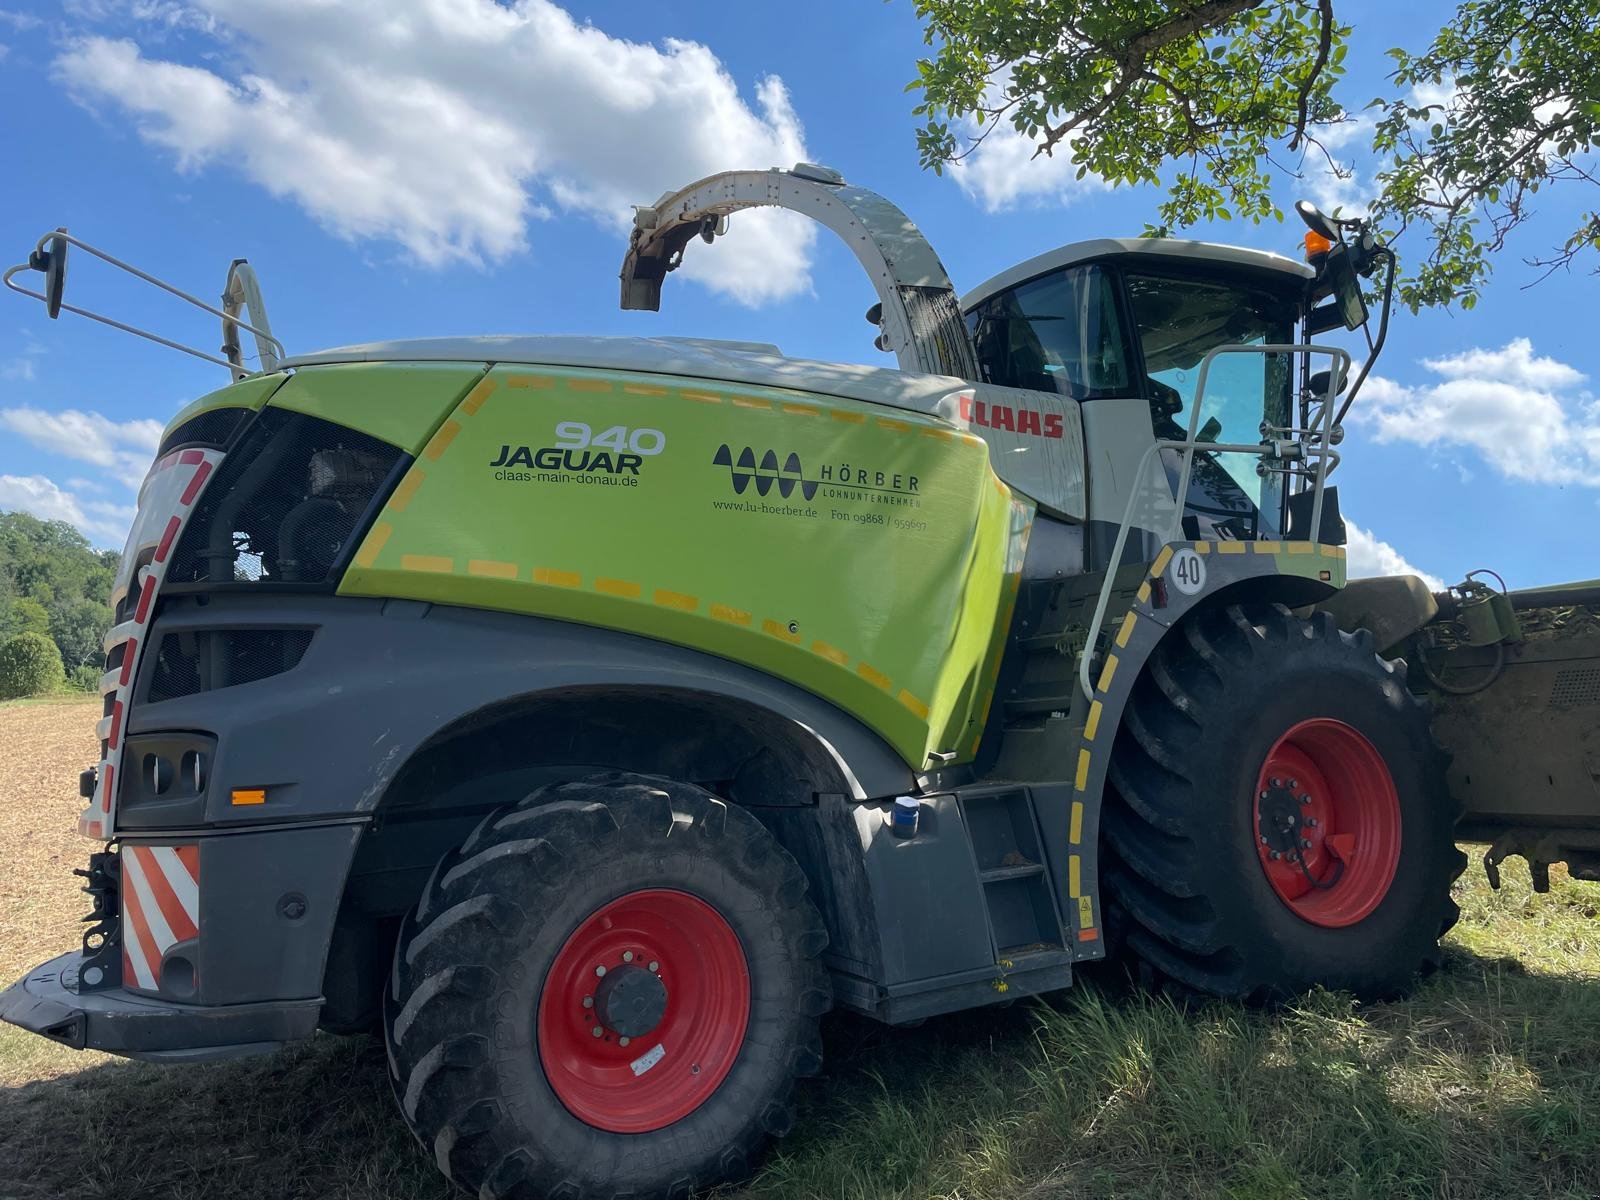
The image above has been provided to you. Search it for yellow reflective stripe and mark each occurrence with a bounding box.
[1069,800,1084,844]
[354,522,392,568]
[533,567,581,589]
[1115,611,1136,648]
[710,603,751,626]
[652,588,699,611]
[399,554,453,574]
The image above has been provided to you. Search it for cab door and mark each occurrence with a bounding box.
[961,263,1153,547]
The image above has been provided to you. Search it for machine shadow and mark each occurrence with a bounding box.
[4,943,1596,1200]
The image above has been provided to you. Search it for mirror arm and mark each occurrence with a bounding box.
[3,229,285,378]
[1333,246,1395,428]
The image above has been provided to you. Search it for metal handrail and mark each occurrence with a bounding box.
[1076,343,1351,699]
[3,229,284,379]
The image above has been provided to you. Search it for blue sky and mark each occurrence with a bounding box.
[1,0,1595,589]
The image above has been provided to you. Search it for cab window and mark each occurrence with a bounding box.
[1125,271,1295,538]
[965,266,1131,399]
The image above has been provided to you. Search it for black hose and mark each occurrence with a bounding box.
[1416,639,1505,696]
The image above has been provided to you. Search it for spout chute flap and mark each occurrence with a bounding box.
[621,166,979,381]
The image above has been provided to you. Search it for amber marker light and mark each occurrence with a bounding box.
[1303,230,1334,262]
[231,787,267,806]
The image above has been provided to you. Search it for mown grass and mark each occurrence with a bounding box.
[2,699,1597,1199]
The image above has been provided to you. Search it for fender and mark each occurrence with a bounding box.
[1064,540,1347,956]
[126,593,917,834]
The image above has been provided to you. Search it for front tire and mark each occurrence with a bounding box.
[1102,604,1464,1002]
[385,774,831,1200]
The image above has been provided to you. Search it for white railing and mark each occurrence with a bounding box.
[1077,343,1350,699]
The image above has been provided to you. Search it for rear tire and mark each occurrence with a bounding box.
[1101,604,1464,1002]
[385,773,830,1200]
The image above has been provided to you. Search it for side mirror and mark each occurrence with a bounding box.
[1197,416,1223,443]
[28,228,68,319]
[1294,200,1339,242]
[1308,368,1348,397]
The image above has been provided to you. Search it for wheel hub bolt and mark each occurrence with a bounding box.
[620,1036,630,1047]
[1270,778,1282,788]
[1259,790,1270,801]
[622,951,634,963]
[1260,835,1269,845]
[1299,795,1312,806]
[1307,818,1318,828]
[1302,839,1313,848]
[594,965,607,978]
[1288,779,1299,789]
[582,996,594,1009]
[648,961,659,973]
[591,1026,603,1038]
[1270,851,1280,860]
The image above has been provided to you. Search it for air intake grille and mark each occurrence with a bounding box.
[1550,666,1600,707]
[166,409,403,588]
[159,407,249,456]
[147,629,314,703]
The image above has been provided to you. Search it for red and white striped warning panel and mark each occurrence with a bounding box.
[120,843,200,993]
[84,447,222,841]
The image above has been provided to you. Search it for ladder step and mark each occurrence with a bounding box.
[979,861,1046,884]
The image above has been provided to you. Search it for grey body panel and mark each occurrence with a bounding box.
[961,236,1314,311]
[127,593,915,826]
[1425,619,1600,832]
[0,950,320,1061]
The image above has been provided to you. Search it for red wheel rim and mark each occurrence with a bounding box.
[1252,718,1401,928]
[536,888,750,1133]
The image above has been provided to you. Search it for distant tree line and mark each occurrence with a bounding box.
[0,511,117,699]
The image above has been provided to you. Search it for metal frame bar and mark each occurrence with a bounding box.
[3,230,284,379]
[1077,343,1350,699]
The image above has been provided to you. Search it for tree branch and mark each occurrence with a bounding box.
[1288,0,1335,151]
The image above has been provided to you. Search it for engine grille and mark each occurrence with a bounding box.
[158,407,250,456]
[166,409,403,588]
[146,628,314,704]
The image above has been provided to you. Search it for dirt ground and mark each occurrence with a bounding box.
[2,696,1597,1200]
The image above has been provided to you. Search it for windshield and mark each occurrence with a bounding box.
[1126,271,1295,539]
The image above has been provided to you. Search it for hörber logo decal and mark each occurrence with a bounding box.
[711,444,921,523]
[712,445,818,500]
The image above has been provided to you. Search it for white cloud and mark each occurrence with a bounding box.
[948,119,1106,213]
[1363,339,1600,487]
[1344,520,1444,591]
[1302,112,1374,219]
[1,330,44,381]
[0,407,164,480]
[1420,339,1584,391]
[0,474,131,543]
[53,1,815,306]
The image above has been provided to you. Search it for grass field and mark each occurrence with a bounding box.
[2,696,1597,1200]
